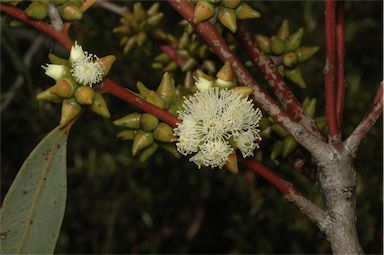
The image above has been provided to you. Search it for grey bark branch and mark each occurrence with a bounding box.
[96,0,127,15]
[48,4,64,31]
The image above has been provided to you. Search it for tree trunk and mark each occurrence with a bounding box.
[318,148,364,254]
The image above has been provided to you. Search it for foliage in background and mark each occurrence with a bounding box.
[1,1,382,253]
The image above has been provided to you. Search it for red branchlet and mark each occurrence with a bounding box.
[159,44,186,67]
[324,0,340,140]
[236,25,323,139]
[0,4,73,51]
[335,1,346,129]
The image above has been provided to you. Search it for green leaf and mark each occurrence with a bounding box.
[0,126,70,254]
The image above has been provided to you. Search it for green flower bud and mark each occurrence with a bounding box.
[133,2,146,20]
[218,7,237,33]
[286,28,303,52]
[153,123,175,142]
[36,88,62,103]
[141,113,159,132]
[315,116,327,130]
[277,19,290,41]
[160,143,181,158]
[271,140,283,160]
[260,126,272,139]
[136,81,150,98]
[157,72,176,106]
[123,36,137,54]
[222,0,241,8]
[282,52,298,68]
[26,2,48,20]
[193,0,215,23]
[235,3,261,19]
[99,55,116,77]
[270,36,286,55]
[116,130,137,140]
[259,117,272,130]
[136,32,147,46]
[75,86,95,105]
[132,131,154,156]
[255,34,271,54]
[231,86,254,99]
[155,53,170,63]
[296,46,319,63]
[145,91,166,109]
[271,123,288,138]
[147,2,160,16]
[59,2,83,20]
[285,67,306,89]
[49,78,77,98]
[48,53,67,65]
[147,13,163,26]
[181,58,198,72]
[60,99,81,128]
[139,143,159,163]
[282,136,298,158]
[216,61,234,82]
[90,93,111,118]
[304,98,317,118]
[163,62,178,72]
[113,112,142,129]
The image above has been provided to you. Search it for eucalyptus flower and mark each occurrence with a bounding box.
[174,87,262,169]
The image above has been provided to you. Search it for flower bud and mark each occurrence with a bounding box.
[277,19,290,41]
[36,88,62,103]
[255,34,271,54]
[179,32,189,49]
[43,64,66,81]
[75,86,95,105]
[193,0,215,23]
[141,113,159,132]
[136,81,150,98]
[222,0,241,8]
[282,52,297,68]
[231,86,254,99]
[216,61,234,82]
[164,62,178,72]
[132,131,154,156]
[157,72,176,106]
[99,55,116,77]
[136,32,147,46]
[60,99,81,128]
[315,116,327,130]
[218,7,237,33]
[271,140,283,160]
[48,53,67,65]
[235,3,261,19]
[113,112,142,129]
[116,130,137,140]
[282,135,298,158]
[285,67,306,89]
[260,126,272,139]
[60,2,83,20]
[259,117,272,130]
[160,143,181,158]
[123,36,137,54]
[296,46,319,63]
[145,91,166,109]
[90,93,111,118]
[153,123,175,142]
[304,98,317,118]
[49,78,77,98]
[271,123,288,138]
[147,13,164,26]
[133,2,146,20]
[26,2,48,20]
[286,28,303,52]
[270,36,286,55]
[225,151,239,174]
[155,53,170,63]
[139,143,159,163]
[181,58,198,72]
[147,2,160,16]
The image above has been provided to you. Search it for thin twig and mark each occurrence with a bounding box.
[159,44,185,67]
[96,0,127,15]
[324,0,340,143]
[48,3,64,31]
[344,83,383,156]
[335,1,346,129]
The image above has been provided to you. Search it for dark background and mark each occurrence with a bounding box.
[1,1,382,253]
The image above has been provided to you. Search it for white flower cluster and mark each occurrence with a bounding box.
[42,42,104,87]
[174,87,262,169]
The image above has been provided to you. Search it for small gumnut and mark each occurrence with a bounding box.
[48,53,68,65]
[75,86,95,105]
[160,143,181,158]
[218,7,237,33]
[156,72,176,106]
[147,13,164,26]
[153,123,175,143]
[282,136,298,158]
[286,28,303,52]
[132,131,154,156]
[26,2,48,20]
[271,123,289,138]
[145,91,166,109]
[255,34,271,54]
[222,0,241,9]
[138,143,159,163]
[49,78,77,98]
[270,36,286,55]
[141,113,159,132]
[270,140,283,160]
[193,0,215,23]
[276,19,290,41]
[36,88,62,103]
[99,55,116,77]
[225,151,239,174]
[284,67,306,89]
[303,98,317,118]
[113,112,142,129]
[282,52,298,68]
[116,130,137,140]
[60,98,81,128]
[90,93,111,118]
[231,86,254,99]
[59,2,83,20]
[136,81,151,98]
[296,46,319,63]
[235,3,261,19]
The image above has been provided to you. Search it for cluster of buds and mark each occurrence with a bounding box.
[193,0,261,33]
[113,73,181,163]
[37,43,115,127]
[255,19,319,89]
[152,24,216,74]
[258,97,327,164]
[113,2,163,54]
[174,62,262,173]
[10,0,90,21]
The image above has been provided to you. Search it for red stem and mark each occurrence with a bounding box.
[159,44,185,67]
[236,25,323,139]
[0,4,73,51]
[344,83,383,155]
[324,0,340,141]
[101,79,180,127]
[335,1,346,129]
